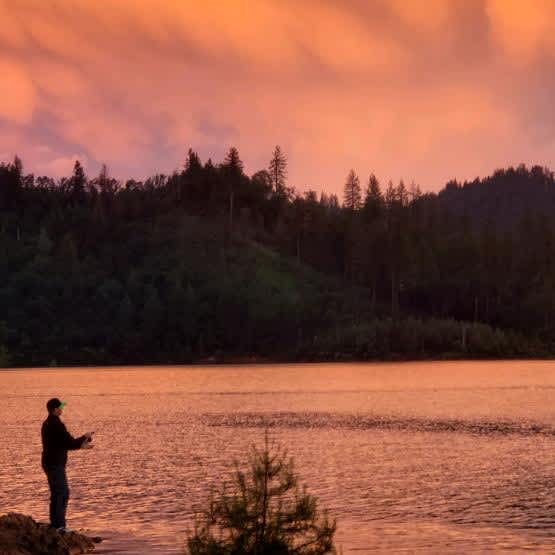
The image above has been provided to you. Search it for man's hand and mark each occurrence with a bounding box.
[82,431,95,448]
[82,432,94,449]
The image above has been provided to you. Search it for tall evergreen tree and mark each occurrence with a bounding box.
[362,173,384,221]
[0,159,22,211]
[268,145,288,196]
[409,180,422,201]
[95,164,119,196]
[68,160,87,201]
[396,179,409,207]
[12,155,23,182]
[221,147,245,229]
[184,148,202,173]
[179,149,203,205]
[384,179,396,209]
[343,169,362,211]
[223,147,244,174]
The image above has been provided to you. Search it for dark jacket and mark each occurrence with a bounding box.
[41,413,86,469]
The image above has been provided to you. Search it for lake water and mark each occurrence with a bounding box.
[0,361,554,553]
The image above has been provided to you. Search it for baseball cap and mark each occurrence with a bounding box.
[46,398,67,412]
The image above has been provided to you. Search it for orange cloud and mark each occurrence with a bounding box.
[388,0,450,30]
[6,0,407,73]
[0,1,554,192]
[0,57,36,124]
[486,0,555,62]
[0,0,26,48]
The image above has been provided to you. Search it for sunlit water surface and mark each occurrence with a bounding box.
[1,361,554,553]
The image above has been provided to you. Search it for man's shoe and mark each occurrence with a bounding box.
[56,527,75,534]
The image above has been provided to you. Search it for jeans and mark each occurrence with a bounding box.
[44,465,69,529]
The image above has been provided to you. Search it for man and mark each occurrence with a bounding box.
[41,398,94,532]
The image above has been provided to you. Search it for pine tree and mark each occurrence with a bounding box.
[11,155,22,181]
[187,436,336,555]
[223,147,244,174]
[221,147,245,229]
[343,169,362,211]
[0,156,23,212]
[362,173,383,221]
[185,148,202,174]
[180,149,203,205]
[384,179,396,209]
[69,160,87,201]
[268,145,287,196]
[408,180,422,201]
[396,179,409,207]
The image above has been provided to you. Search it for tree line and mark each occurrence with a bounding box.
[0,148,553,366]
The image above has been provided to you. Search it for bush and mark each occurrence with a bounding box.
[302,316,540,360]
[186,437,336,555]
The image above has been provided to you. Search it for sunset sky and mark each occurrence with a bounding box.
[2,0,555,194]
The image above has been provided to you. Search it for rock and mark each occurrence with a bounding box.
[0,513,101,555]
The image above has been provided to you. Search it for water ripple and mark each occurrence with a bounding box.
[204,412,555,437]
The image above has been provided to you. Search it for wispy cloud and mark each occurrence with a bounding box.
[1,0,555,191]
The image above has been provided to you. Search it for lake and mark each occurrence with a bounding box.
[0,361,554,553]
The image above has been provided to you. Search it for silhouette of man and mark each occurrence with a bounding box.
[41,398,93,532]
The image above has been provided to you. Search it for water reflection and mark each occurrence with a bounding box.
[0,361,553,553]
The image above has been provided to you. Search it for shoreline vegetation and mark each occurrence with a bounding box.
[198,318,545,364]
[2,150,555,368]
[1,315,547,369]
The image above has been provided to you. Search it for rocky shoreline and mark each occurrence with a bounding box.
[0,513,101,555]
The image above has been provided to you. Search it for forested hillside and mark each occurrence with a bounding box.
[0,148,552,366]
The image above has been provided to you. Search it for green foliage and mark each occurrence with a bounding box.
[186,437,336,555]
[302,318,541,361]
[1,153,555,365]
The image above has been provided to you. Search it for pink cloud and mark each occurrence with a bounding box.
[1,1,555,192]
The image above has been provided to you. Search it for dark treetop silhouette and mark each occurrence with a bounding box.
[0,151,552,367]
